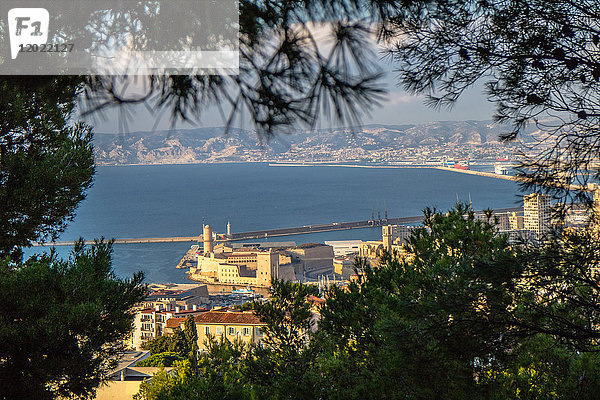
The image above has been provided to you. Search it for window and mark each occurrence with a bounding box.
[243,327,250,336]
[216,326,223,336]
[255,327,262,336]
[204,326,210,335]
[228,327,235,336]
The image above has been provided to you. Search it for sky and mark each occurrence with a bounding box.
[86,73,496,134]
[83,25,497,134]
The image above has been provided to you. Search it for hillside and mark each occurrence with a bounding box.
[93,121,535,165]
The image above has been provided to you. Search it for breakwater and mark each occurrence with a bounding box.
[33,206,522,247]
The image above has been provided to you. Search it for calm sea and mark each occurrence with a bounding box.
[26,163,523,283]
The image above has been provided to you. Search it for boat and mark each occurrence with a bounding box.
[453,159,470,170]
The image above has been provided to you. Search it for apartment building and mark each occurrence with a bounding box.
[524,193,552,239]
[166,310,266,351]
[127,304,208,350]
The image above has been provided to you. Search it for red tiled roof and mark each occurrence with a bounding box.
[166,317,186,329]
[194,311,264,325]
[307,295,325,305]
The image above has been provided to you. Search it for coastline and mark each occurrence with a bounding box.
[95,160,505,170]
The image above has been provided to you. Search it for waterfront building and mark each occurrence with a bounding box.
[190,228,336,285]
[324,240,363,257]
[189,224,282,287]
[382,224,411,251]
[140,284,209,310]
[191,249,279,287]
[287,243,334,275]
[524,193,552,239]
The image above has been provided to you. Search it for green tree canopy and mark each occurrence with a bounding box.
[0,77,94,262]
[246,280,320,400]
[136,352,186,368]
[135,338,251,400]
[317,205,523,399]
[0,239,146,399]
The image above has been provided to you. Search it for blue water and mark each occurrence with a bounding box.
[26,163,524,283]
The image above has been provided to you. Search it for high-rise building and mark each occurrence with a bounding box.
[524,193,552,239]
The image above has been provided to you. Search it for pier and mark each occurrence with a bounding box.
[433,166,590,192]
[433,166,524,182]
[32,207,522,247]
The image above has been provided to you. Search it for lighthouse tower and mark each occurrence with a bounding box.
[227,221,231,236]
[203,225,213,254]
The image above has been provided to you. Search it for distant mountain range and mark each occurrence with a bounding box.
[93,120,537,166]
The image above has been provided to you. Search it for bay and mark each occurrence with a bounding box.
[27,163,523,283]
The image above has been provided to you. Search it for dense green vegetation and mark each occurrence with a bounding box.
[137,353,187,368]
[135,206,600,400]
[0,240,146,399]
[0,76,147,399]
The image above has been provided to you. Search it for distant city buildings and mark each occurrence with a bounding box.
[287,243,334,276]
[324,240,362,257]
[95,351,155,400]
[509,212,524,230]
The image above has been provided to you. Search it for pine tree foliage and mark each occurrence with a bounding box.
[0,239,146,399]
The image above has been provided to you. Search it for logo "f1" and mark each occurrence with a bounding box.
[8,8,49,60]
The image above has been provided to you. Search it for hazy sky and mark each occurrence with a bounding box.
[86,77,496,134]
[85,47,497,134]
